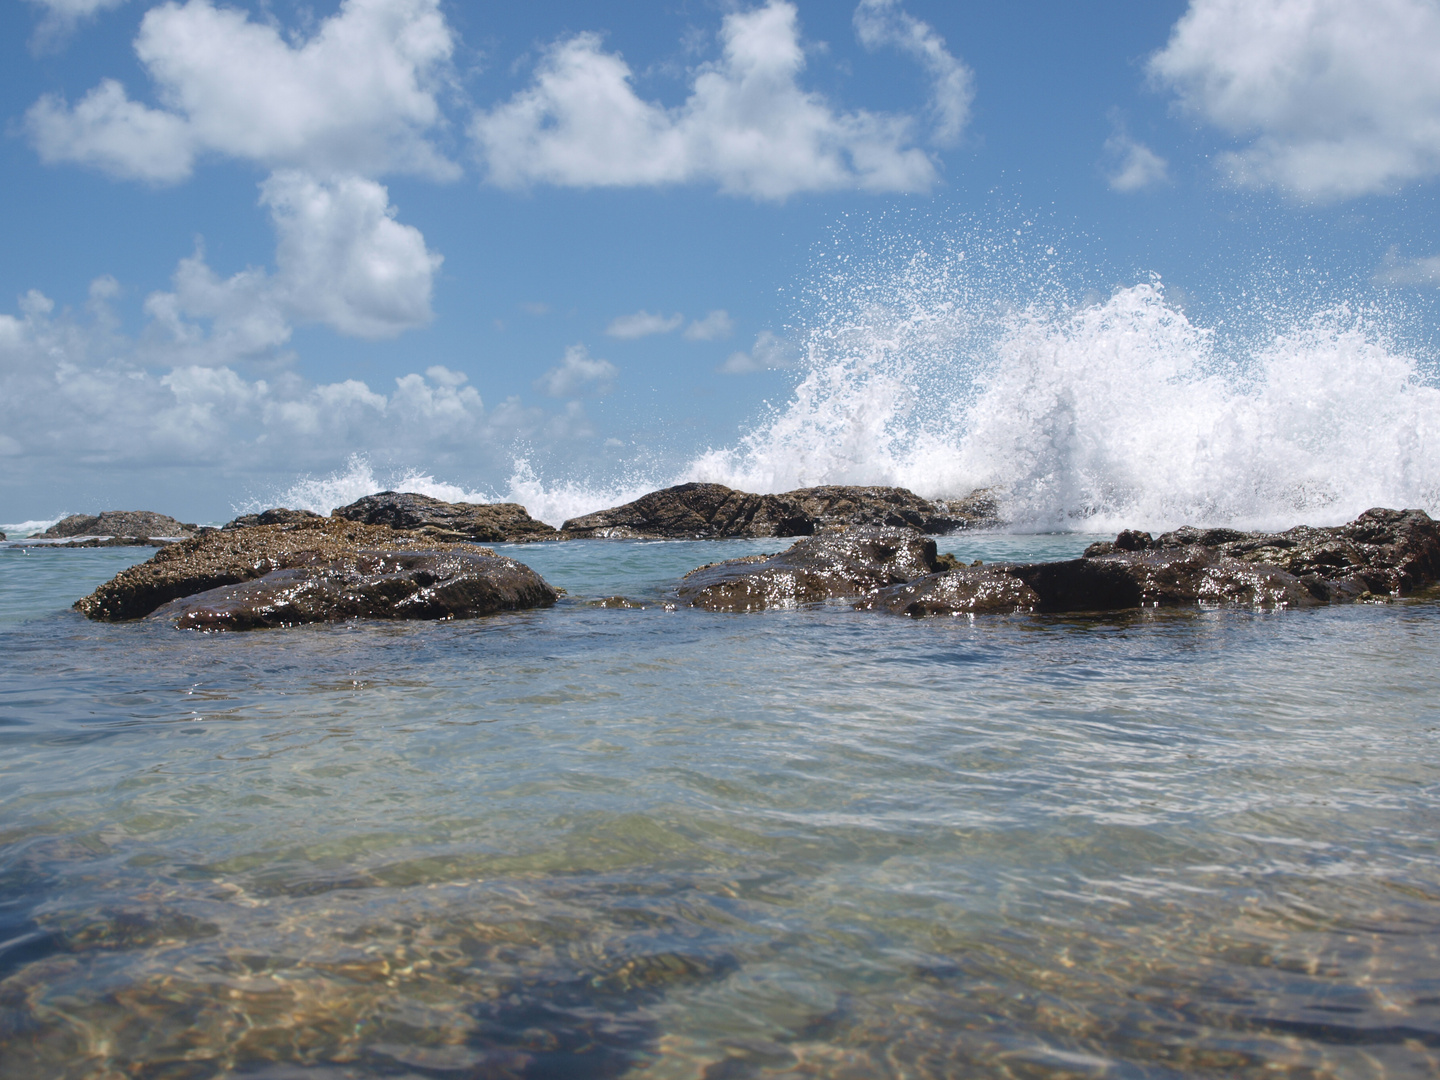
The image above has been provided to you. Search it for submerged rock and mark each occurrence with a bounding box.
[677,527,948,611]
[561,482,998,539]
[42,510,195,542]
[222,507,324,529]
[332,491,559,543]
[148,549,557,631]
[75,516,558,626]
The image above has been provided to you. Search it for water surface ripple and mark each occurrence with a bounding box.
[2,540,1438,1079]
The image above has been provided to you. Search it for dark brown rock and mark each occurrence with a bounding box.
[146,549,558,631]
[222,507,324,529]
[1121,507,1440,597]
[332,491,559,543]
[75,516,556,623]
[859,566,1041,616]
[561,483,998,539]
[43,510,193,540]
[676,527,943,611]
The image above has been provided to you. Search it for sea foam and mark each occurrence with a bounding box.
[262,226,1440,533]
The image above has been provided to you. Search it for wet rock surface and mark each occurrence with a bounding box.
[40,510,196,544]
[333,491,560,543]
[700,508,1440,617]
[1084,507,1440,597]
[676,528,949,611]
[148,549,558,631]
[76,517,558,626]
[561,483,998,539]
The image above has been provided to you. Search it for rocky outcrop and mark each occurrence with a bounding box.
[1083,507,1440,598]
[688,508,1440,618]
[147,549,558,631]
[222,507,324,529]
[676,528,954,611]
[42,511,195,542]
[863,507,1440,618]
[864,549,1321,616]
[561,483,998,539]
[332,491,559,543]
[75,516,558,626]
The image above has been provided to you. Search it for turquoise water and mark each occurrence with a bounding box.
[2,538,1439,1078]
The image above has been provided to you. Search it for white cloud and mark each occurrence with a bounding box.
[605,310,683,339]
[1374,249,1440,286]
[719,329,795,374]
[853,0,973,147]
[536,344,618,397]
[1104,132,1170,192]
[472,0,938,200]
[26,0,129,52]
[1150,0,1440,200]
[683,309,735,340]
[26,0,456,183]
[262,171,441,338]
[0,289,590,478]
[143,171,441,361]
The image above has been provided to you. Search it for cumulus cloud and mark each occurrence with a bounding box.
[1373,248,1440,286]
[472,0,939,200]
[143,171,441,363]
[719,329,795,374]
[536,344,618,397]
[1104,130,1170,192]
[26,0,456,183]
[0,286,593,485]
[683,309,734,340]
[605,310,683,339]
[1150,0,1440,200]
[853,0,973,147]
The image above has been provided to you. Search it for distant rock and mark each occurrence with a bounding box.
[562,483,998,539]
[332,491,559,543]
[222,507,324,529]
[43,510,194,542]
[676,527,950,611]
[76,516,558,627]
[0,531,6,542]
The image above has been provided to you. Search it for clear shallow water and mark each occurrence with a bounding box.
[2,538,1440,1079]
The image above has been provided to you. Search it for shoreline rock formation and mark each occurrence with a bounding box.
[76,517,558,628]
[34,510,198,547]
[562,483,998,539]
[680,508,1440,616]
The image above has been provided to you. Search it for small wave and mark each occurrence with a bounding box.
[0,518,63,538]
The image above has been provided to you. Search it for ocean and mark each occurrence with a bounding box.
[3,535,1440,1078]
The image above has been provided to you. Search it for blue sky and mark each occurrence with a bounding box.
[4,0,1440,524]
